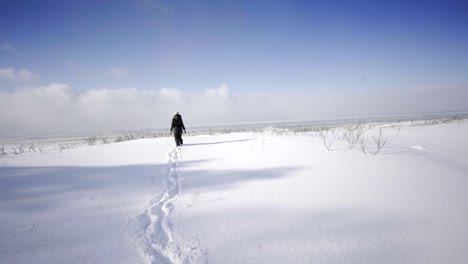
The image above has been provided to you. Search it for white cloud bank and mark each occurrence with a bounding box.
[0,67,38,82]
[0,83,467,136]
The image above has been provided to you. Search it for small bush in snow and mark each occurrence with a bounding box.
[124,134,136,141]
[11,145,25,155]
[28,144,37,152]
[0,146,6,156]
[359,137,368,154]
[85,136,98,146]
[318,127,339,151]
[114,136,124,143]
[342,124,366,149]
[370,127,400,155]
[56,144,73,153]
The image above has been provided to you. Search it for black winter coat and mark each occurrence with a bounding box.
[170,114,186,134]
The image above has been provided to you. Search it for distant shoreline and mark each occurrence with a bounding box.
[1,110,468,145]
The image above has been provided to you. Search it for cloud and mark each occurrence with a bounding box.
[0,83,467,136]
[107,67,128,78]
[0,42,18,54]
[0,67,38,82]
[159,87,182,99]
[204,84,231,99]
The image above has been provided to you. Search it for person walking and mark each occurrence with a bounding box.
[170,112,186,147]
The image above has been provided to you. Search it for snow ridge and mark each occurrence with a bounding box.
[129,147,208,264]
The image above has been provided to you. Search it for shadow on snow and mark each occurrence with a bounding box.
[0,160,299,212]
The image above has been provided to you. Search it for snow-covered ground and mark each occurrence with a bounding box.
[1,121,467,263]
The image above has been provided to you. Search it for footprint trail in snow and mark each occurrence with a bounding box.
[128,147,208,264]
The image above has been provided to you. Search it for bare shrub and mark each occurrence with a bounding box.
[370,127,400,155]
[318,128,339,151]
[56,145,64,153]
[359,137,368,154]
[124,133,136,141]
[342,124,366,149]
[11,145,25,155]
[410,116,467,127]
[85,136,98,146]
[0,146,6,156]
[12,147,19,155]
[28,144,36,152]
[56,144,72,153]
[114,136,124,143]
[443,116,464,124]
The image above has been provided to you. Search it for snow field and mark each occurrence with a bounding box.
[171,125,468,263]
[1,121,467,263]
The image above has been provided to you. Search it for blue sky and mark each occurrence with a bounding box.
[1,0,467,92]
[1,0,468,134]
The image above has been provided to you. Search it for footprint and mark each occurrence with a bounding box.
[129,145,208,263]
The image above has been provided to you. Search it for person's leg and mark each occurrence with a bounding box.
[176,133,183,146]
[177,134,181,146]
[180,136,183,145]
[174,134,180,146]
